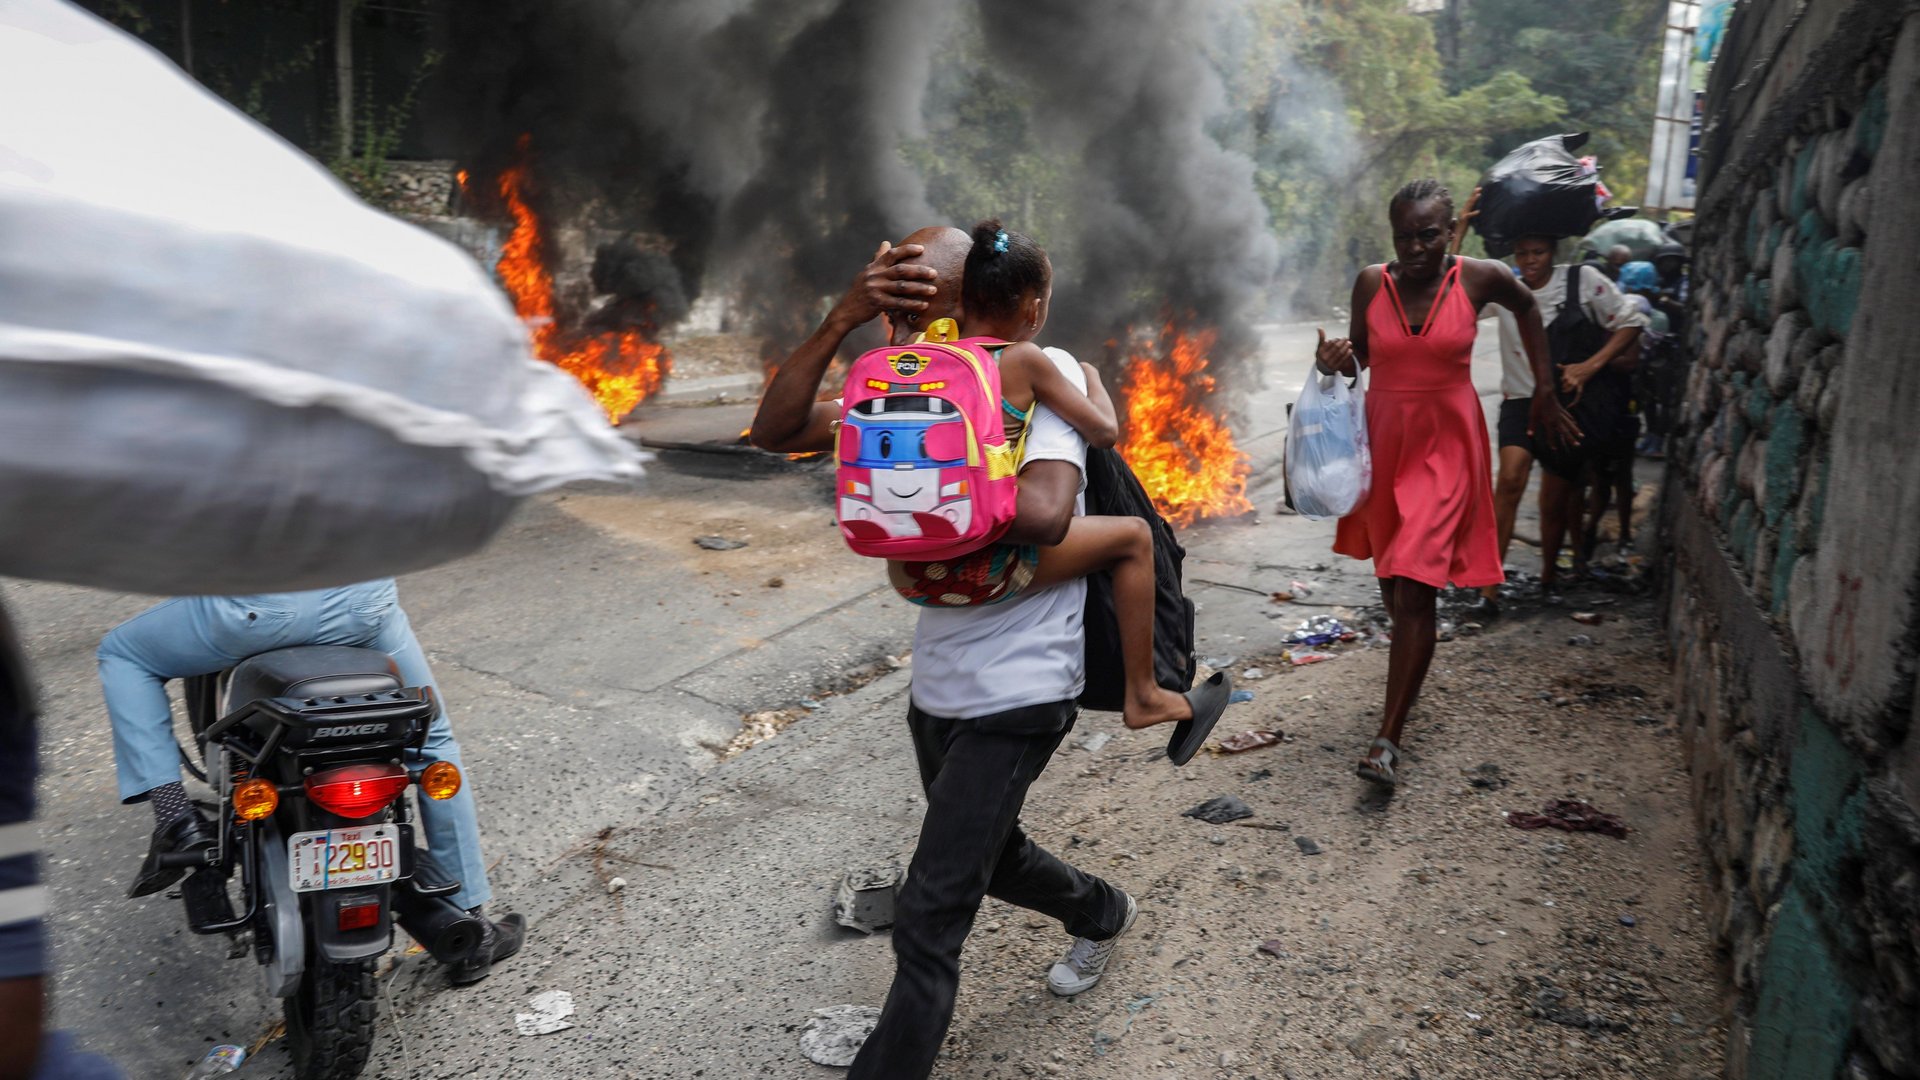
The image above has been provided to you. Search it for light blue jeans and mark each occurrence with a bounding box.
[96,580,490,910]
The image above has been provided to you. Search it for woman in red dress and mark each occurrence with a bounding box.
[1317,179,1579,787]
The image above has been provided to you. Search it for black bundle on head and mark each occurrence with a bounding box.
[963,218,1050,323]
[1389,178,1454,218]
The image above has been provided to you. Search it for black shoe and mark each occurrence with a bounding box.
[128,811,215,898]
[448,908,527,986]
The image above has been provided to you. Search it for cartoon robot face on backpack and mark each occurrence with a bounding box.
[838,393,975,540]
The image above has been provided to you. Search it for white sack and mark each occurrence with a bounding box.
[0,1,645,594]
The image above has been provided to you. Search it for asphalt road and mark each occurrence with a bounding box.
[14,318,1521,1078]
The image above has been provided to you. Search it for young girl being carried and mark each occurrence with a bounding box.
[887,219,1231,764]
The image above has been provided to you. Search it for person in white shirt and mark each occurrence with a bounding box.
[751,228,1137,1080]
[1490,235,1648,597]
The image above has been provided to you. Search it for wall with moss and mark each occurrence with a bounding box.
[1664,1,1920,1078]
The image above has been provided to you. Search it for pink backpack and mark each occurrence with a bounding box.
[836,319,1025,561]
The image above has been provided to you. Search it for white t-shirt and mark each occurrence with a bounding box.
[909,346,1089,719]
[1494,264,1649,399]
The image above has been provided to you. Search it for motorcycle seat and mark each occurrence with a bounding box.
[226,645,403,707]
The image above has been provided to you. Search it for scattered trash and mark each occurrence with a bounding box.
[1290,580,1317,597]
[1289,651,1337,666]
[1258,939,1285,958]
[1240,667,1266,680]
[1506,798,1629,839]
[1216,730,1282,754]
[1077,731,1114,753]
[1092,991,1163,1055]
[1183,795,1254,825]
[1467,763,1508,790]
[1284,615,1352,646]
[1201,654,1238,668]
[797,698,823,709]
[1571,611,1604,625]
[1228,689,1256,704]
[1528,982,1631,1033]
[832,866,905,934]
[515,990,577,1036]
[1248,769,1273,782]
[799,1005,881,1067]
[1293,836,1324,856]
[693,535,748,551]
[1567,634,1595,647]
[183,1045,246,1078]
[1268,591,1295,604]
[766,576,785,588]
[606,876,626,894]
[1620,914,1638,927]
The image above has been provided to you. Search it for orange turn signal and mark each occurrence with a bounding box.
[419,761,462,801]
[233,778,279,822]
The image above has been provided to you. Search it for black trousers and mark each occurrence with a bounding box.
[848,698,1129,1080]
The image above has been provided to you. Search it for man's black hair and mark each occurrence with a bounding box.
[1389,177,1454,218]
[963,218,1050,323]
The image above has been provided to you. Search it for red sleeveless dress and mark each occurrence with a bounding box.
[1333,260,1502,588]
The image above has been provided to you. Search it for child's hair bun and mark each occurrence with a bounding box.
[971,217,1006,255]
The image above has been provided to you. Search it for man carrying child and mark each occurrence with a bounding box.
[751,227,1137,1080]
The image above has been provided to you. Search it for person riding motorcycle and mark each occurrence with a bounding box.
[97,579,524,984]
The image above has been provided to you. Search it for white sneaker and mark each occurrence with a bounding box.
[1046,893,1138,996]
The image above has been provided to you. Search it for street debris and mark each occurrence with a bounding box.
[1201,654,1238,668]
[1241,666,1266,680]
[832,866,904,934]
[1284,614,1353,646]
[1228,688,1256,704]
[1527,982,1631,1033]
[765,576,785,588]
[1077,731,1114,752]
[515,990,576,1036]
[1289,651,1338,666]
[1092,991,1163,1055]
[1571,611,1604,625]
[1290,580,1317,597]
[606,876,626,894]
[799,1005,881,1067]
[1467,763,1508,790]
[184,1045,245,1078]
[1293,835,1324,855]
[1505,798,1629,839]
[1567,634,1595,647]
[693,535,747,551]
[1215,730,1282,754]
[1182,795,1254,824]
[1620,914,1638,927]
[1258,939,1286,958]
[1269,590,1294,604]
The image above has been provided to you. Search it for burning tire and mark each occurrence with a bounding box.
[285,954,378,1080]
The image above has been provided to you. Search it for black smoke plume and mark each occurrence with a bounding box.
[432,0,1275,375]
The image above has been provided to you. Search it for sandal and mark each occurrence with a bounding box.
[1166,671,1233,766]
[1356,737,1400,787]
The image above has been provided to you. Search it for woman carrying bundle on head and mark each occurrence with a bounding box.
[1316,180,1580,787]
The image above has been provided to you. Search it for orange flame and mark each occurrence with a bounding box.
[492,148,669,423]
[1116,325,1252,526]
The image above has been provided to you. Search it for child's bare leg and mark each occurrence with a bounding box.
[1029,516,1192,729]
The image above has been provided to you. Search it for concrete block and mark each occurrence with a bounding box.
[1739,435,1768,497]
[1771,229,1801,315]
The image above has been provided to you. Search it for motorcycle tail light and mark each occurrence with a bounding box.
[337,896,381,932]
[418,761,462,801]
[233,778,278,822]
[303,763,409,820]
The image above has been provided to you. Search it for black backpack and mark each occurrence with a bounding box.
[1077,447,1198,711]
[1534,265,1636,477]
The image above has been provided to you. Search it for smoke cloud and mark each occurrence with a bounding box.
[433,0,1280,374]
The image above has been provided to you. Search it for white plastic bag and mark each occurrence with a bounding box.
[1285,369,1371,520]
[0,1,645,595]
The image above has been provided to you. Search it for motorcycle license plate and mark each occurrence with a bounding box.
[288,824,400,893]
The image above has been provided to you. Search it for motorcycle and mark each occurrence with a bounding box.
[155,645,483,1079]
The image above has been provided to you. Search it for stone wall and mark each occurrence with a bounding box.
[1663,1,1920,1078]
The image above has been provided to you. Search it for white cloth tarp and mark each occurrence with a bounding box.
[0,1,645,594]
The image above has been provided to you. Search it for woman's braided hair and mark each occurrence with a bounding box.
[1389,177,1454,217]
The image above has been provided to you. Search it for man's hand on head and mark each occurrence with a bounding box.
[829,241,939,333]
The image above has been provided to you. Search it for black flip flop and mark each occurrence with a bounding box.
[1166,671,1233,766]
